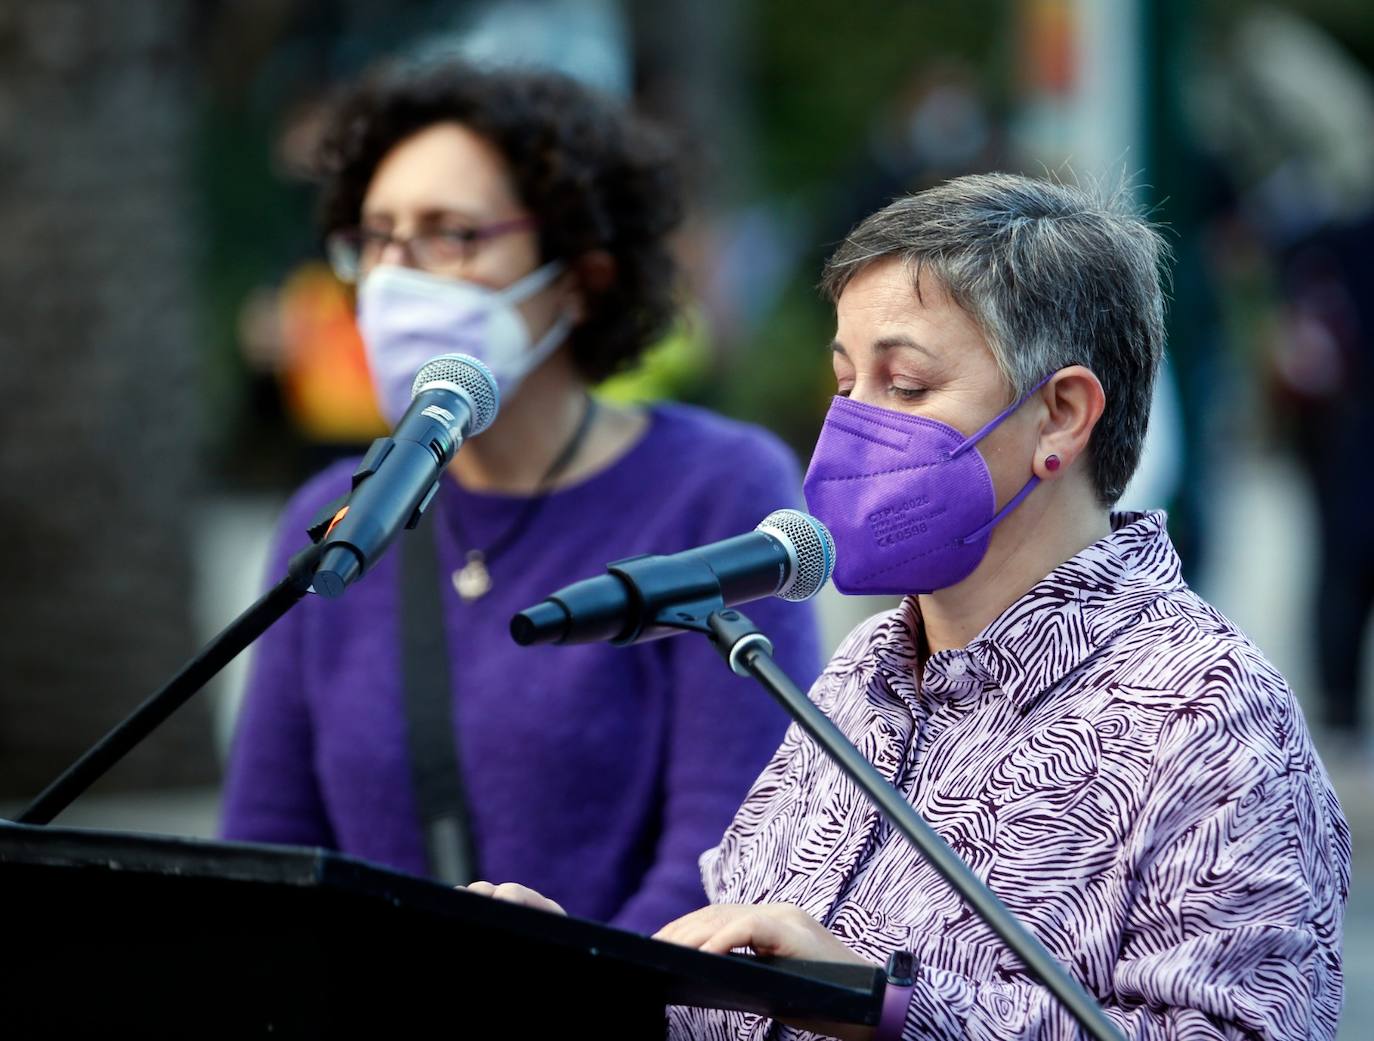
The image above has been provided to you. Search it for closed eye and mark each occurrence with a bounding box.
[435,227,482,245]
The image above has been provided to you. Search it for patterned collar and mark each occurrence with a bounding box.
[871,511,1186,713]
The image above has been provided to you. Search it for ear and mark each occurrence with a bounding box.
[1033,365,1105,481]
[560,250,618,324]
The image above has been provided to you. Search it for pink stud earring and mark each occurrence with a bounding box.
[1044,454,1061,473]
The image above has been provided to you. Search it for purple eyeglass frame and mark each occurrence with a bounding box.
[326,215,538,282]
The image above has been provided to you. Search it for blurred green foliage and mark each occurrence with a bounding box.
[743,0,1011,194]
[707,1,1012,449]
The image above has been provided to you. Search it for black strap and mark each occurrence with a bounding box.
[446,394,599,565]
[400,509,478,885]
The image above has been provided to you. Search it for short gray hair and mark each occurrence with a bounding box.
[820,172,1169,505]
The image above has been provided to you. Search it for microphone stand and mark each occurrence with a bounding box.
[658,604,1127,1041]
[12,542,326,826]
[12,422,451,827]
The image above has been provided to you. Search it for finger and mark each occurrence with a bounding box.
[491,882,538,903]
[533,892,568,915]
[654,905,747,947]
[654,908,713,944]
[655,919,723,949]
[465,880,497,897]
[666,915,770,955]
[697,910,794,957]
[492,882,566,915]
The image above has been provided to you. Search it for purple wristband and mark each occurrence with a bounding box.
[875,951,915,1041]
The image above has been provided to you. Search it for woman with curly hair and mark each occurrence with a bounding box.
[219,61,818,934]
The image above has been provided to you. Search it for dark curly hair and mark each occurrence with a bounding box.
[316,60,684,382]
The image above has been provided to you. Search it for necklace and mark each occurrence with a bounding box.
[449,394,599,602]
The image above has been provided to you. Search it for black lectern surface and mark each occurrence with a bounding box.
[0,822,882,1039]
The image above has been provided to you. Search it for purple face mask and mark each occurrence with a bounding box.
[802,376,1051,595]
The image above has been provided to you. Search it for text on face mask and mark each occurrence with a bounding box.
[868,497,947,547]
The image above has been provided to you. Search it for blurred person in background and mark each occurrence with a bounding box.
[219,60,819,934]
[1194,6,1374,754]
[1273,215,1374,751]
[475,173,1350,1040]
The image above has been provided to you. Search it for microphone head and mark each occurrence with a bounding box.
[412,353,500,435]
[755,509,835,601]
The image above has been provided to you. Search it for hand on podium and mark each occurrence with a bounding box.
[465,884,880,1041]
[464,880,567,916]
[654,903,864,964]
[656,904,879,1041]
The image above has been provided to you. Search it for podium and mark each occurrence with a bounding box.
[0,822,884,1038]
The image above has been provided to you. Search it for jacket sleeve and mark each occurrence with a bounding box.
[890,704,1349,1041]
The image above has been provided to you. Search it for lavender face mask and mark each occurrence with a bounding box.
[357,261,571,426]
[802,377,1050,595]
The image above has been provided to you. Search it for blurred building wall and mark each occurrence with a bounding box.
[1014,0,1146,184]
[0,0,214,797]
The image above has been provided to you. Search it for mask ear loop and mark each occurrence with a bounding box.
[524,308,576,366]
[958,474,1041,545]
[948,371,1057,545]
[496,260,575,389]
[494,259,566,305]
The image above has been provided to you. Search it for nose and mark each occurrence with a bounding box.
[844,376,887,409]
[376,238,416,269]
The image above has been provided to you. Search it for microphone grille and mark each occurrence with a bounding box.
[756,509,835,602]
[412,353,500,434]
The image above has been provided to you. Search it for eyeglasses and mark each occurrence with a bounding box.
[326,216,537,283]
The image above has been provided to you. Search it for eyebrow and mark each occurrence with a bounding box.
[829,335,935,358]
[360,205,488,225]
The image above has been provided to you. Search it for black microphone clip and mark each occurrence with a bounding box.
[524,552,730,647]
[312,354,499,598]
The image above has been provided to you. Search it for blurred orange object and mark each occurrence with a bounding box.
[1020,0,1076,96]
[277,261,388,443]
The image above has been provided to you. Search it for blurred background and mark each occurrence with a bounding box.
[0,0,1370,1032]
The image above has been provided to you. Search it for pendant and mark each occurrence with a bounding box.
[453,550,492,601]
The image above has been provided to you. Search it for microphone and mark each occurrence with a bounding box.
[313,354,500,598]
[510,509,835,646]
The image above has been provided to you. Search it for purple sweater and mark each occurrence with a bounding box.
[220,402,820,934]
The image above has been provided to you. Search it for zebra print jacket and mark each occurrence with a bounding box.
[670,511,1349,1040]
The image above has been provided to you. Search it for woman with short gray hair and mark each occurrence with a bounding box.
[651,173,1350,1039]
[471,172,1349,1038]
